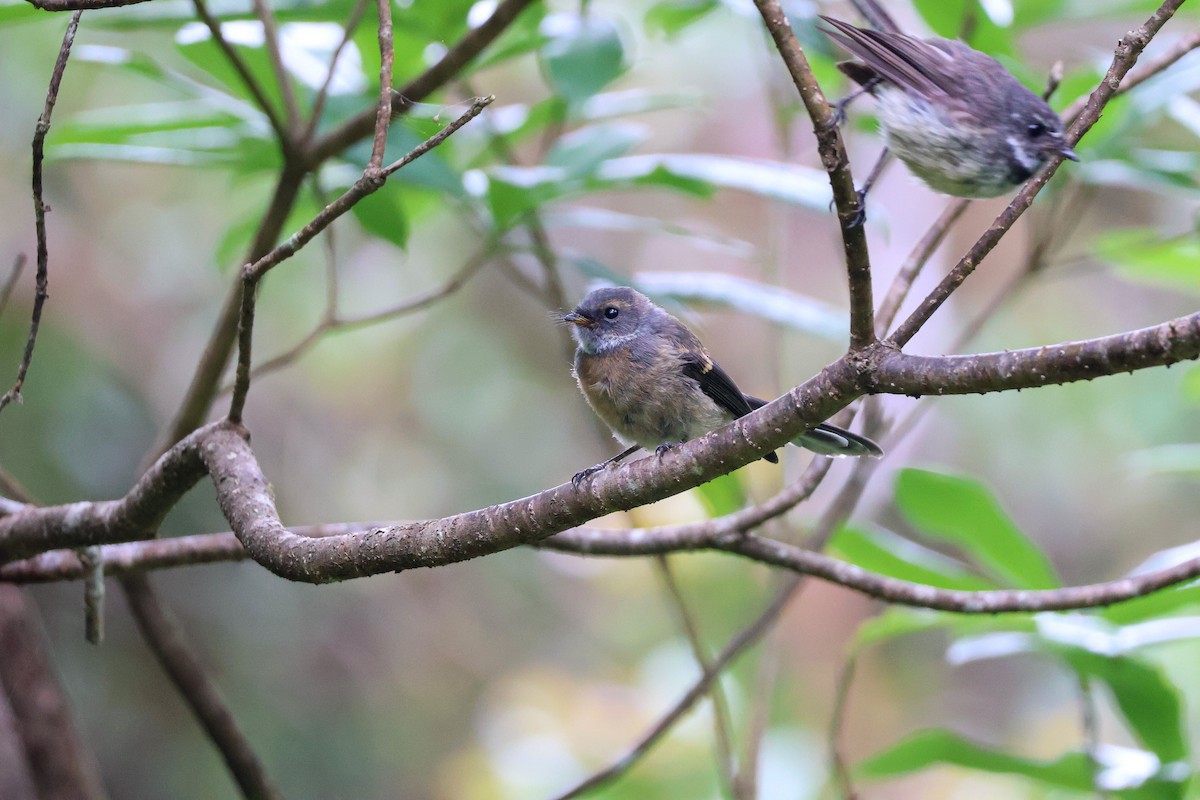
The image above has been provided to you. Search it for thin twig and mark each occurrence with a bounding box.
[752,0,875,350]
[1,11,81,417]
[654,556,738,798]
[306,0,535,166]
[873,200,970,336]
[732,629,781,799]
[1063,29,1200,124]
[151,0,528,461]
[550,450,878,800]
[252,0,301,133]
[302,0,370,146]
[231,246,495,389]
[0,257,25,319]
[27,0,147,8]
[226,96,493,423]
[121,574,283,800]
[828,653,860,800]
[191,0,291,150]
[369,0,396,170]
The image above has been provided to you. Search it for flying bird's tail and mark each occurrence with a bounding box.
[850,0,901,32]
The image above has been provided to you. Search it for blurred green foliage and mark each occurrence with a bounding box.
[0,0,1199,798]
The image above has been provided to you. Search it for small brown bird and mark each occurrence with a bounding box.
[562,287,881,485]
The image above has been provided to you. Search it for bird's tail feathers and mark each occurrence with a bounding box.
[794,422,883,458]
[742,395,883,458]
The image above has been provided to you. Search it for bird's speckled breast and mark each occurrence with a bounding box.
[574,343,724,450]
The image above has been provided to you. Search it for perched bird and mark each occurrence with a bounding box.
[561,287,881,486]
[820,15,1078,198]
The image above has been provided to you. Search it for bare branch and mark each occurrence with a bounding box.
[873,200,969,336]
[121,575,282,800]
[874,312,1200,396]
[226,96,493,423]
[1,11,81,417]
[307,0,537,166]
[232,246,495,388]
[0,422,214,564]
[654,556,737,796]
[1063,29,1200,124]
[751,0,875,350]
[252,0,301,133]
[369,0,395,170]
[0,586,107,800]
[828,653,859,800]
[302,0,370,146]
[26,0,146,9]
[190,0,292,151]
[153,1,532,459]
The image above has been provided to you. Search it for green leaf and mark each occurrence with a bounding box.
[176,21,288,118]
[644,0,719,37]
[894,468,1059,589]
[860,728,1094,789]
[695,473,745,518]
[0,0,41,26]
[1105,584,1200,624]
[830,525,996,591]
[1093,229,1200,294]
[1066,652,1188,763]
[1182,364,1200,404]
[597,154,831,209]
[350,188,411,251]
[910,0,1014,57]
[853,608,959,648]
[539,14,628,109]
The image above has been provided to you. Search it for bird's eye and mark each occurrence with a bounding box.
[603,306,619,320]
[1026,121,1048,138]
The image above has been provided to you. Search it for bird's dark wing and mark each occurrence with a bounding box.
[821,16,957,101]
[683,357,779,464]
[679,350,755,418]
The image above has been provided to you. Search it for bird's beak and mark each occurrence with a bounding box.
[561,310,594,328]
[1055,142,1080,162]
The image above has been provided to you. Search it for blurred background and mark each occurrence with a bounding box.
[1,0,1199,797]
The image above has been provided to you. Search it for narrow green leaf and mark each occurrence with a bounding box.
[1066,652,1188,763]
[1105,584,1200,625]
[695,473,745,518]
[853,608,958,648]
[1094,229,1200,294]
[1182,364,1200,404]
[894,468,1059,589]
[598,154,831,208]
[350,189,411,251]
[860,728,1094,789]
[830,525,996,591]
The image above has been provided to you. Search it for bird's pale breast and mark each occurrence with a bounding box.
[574,344,728,450]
